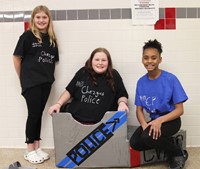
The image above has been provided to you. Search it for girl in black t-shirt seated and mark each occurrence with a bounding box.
[48,47,129,123]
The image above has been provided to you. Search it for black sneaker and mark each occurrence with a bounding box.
[168,150,188,169]
[183,150,188,161]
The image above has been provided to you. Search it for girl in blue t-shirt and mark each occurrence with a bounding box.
[130,39,188,169]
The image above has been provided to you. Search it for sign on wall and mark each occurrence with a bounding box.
[131,0,159,25]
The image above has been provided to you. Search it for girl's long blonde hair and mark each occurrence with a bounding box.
[29,5,58,47]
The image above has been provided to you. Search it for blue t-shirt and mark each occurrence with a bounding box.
[135,70,188,120]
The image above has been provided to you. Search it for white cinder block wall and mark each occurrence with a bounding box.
[0,0,200,148]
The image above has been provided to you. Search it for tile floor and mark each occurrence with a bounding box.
[1,147,199,169]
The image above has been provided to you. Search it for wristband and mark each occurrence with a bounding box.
[56,102,62,106]
[118,100,128,106]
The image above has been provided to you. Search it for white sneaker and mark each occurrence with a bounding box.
[24,150,44,164]
[36,148,50,160]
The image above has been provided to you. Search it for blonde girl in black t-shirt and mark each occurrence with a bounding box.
[13,5,59,164]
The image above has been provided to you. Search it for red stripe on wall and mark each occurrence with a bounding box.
[155,7,176,30]
[24,22,29,31]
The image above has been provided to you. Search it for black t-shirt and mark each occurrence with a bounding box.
[13,30,59,93]
[65,67,128,123]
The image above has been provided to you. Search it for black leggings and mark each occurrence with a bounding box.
[130,117,182,157]
[23,83,51,144]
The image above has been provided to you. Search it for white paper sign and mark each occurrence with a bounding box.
[131,0,159,25]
